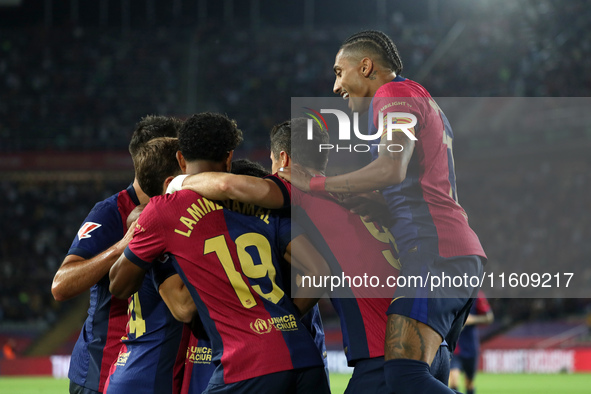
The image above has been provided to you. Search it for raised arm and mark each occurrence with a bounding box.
[180,172,286,209]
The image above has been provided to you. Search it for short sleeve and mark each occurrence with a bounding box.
[150,254,178,290]
[67,196,123,259]
[126,200,167,269]
[372,84,421,138]
[265,174,292,207]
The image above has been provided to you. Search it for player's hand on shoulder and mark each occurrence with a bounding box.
[277,166,292,182]
[122,218,138,245]
[279,164,313,192]
[126,204,146,229]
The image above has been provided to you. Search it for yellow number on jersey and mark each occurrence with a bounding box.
[360,219,401,270]
[205,235,257,308]
[128,292,146,338]
[235,233,284,304]
[204,233,285,309]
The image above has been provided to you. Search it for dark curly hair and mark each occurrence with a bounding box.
[179,112,243,162]
[341,30,403,75]
[231,159,270,178]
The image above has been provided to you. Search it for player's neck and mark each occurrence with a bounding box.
[132,178,151,205]
[369,71,397,97]
[186,161,227,175]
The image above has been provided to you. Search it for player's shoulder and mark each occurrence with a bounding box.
[266,173,292,202]
[69,189,127,255]
[91,189,120,208]
[266,173,289,188]
[135,192,188,231]
[375,77,430,99]
[149,190,204,211]
[84,190,125,221]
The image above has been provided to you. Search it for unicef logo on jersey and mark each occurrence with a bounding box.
[250,318,273,334]
[303,107,417,153]
[249,314,298,334]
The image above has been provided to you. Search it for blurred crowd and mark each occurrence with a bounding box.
[0,179,128,323]
[0,27,184,151]
[1,0,590,152]
[463,163,591,283]
[423,0,591,97]
[458,161,591,322]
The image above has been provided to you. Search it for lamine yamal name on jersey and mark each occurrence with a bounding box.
[174,196,271,237]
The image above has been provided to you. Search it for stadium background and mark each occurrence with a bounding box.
[1,0,591,392]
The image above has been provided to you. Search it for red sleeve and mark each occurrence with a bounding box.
[126,198,167,268]
[266,174,292,206]
[372,83,419,132]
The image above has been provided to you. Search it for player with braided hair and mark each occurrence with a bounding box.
[280,30,486,394]
[341,30,403,75]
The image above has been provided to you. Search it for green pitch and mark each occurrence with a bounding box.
[329,373,591,394]
[0,377,69,394]
[1,374,591,393]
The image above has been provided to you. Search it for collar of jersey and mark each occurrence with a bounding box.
[127,183,141,206]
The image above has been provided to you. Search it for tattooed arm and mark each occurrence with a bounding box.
[384,314,443,364]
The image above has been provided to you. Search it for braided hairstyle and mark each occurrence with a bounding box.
[340,30,403,75]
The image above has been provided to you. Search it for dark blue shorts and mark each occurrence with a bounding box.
[344,347,451,392]
[203,366,330,394]
[387,252,484,353]
[450,355,478,380]
[344,357,387,394]
[69,381,100,394]
[430,345,452,385]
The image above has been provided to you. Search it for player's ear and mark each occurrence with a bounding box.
[225,151,234,172]
[279,151,289,167]
[361,57,373,77]
[176,151,187,174]
[162,175,176,195]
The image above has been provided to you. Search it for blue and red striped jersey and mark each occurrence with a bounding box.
[104,268,184,394]
[67,184,139,393]
[124,190,324,384]
[181,331,215,394]
[270,175,399,365]
[369,77,486,260]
